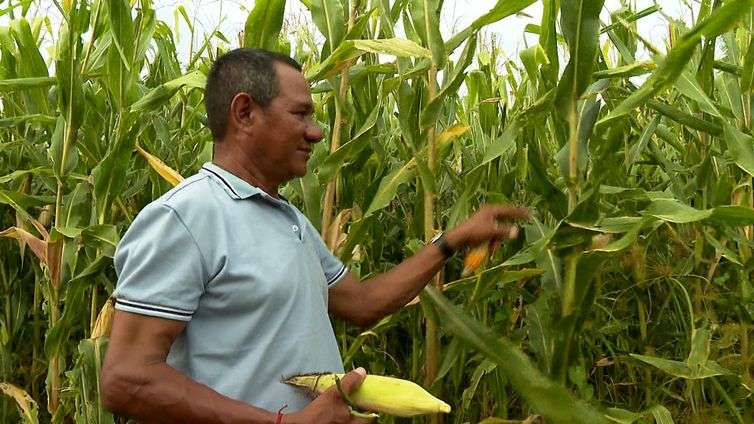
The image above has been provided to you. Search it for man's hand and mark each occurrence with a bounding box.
[286,368,374,424]
[445,204,530,251]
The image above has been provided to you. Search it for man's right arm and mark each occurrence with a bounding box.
[101,310,370,424]
[100,310,280,423]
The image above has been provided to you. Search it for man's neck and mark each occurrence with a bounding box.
[212,144,281,198]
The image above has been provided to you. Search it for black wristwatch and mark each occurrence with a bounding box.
[431,232,456,259]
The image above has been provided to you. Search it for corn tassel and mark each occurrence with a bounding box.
[283,373,451,417]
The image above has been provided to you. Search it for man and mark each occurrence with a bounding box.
[100,48,528,423]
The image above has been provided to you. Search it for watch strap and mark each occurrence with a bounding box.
[432,232,455,259]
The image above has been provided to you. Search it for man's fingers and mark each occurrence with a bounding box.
[495,223,519,240]
[338,367,367,396]
[487,205,530,221]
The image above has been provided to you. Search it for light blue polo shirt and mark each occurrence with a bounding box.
[112,162,347,412]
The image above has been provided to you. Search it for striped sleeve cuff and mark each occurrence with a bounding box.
[114,299,194,322]
[327,265,348,287]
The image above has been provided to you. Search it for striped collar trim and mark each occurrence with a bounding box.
[200,162,265,200]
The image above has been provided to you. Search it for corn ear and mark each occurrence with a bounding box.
[283,373,451,417]
[91,298,115,339]
[462,244,490,276]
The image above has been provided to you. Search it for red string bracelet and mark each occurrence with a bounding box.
[275,404,288,424]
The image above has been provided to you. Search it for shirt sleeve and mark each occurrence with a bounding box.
[304,219,348,288]
[112,202,208,321]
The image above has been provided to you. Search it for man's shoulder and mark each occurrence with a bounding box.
[153,171,217,212]
[133,171,224,227]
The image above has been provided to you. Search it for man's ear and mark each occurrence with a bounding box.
[228,93,257,132]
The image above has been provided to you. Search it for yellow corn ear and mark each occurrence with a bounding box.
[284,373,451,417]
[462,244,490,276]
[91,298,115,339]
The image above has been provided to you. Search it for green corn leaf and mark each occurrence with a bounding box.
[420,34,476,128]
[364,161,416,217]
[0,190,44,223]
[130,70,206,113]
[539,0,560,85]
[310,0,345,55]
[105,0,134,71]
[48,115,78,179]
[588,218,649,253]
[446,0,536,53]
[92,125,137,224]
[646,100,722,136]
[645,199,713,223]
[421,286,609,424]
[600,5,660,34]
[599,0,753,126]
[675,72,722,117]
[0,167,52,185]
[631,327,732,380]
[319,104,380,182]
[409,0,445,67]
[243,0,286,51]
[10,19,48,78]
[0,114,57,128]
[741,37,754,92]
[352,38,431,57]
[554,0,605,119]
[503,225,559,267]
[723,123,754,177]
[593,61,655,80]
[627,116,660,166]
[306,38,430,81]
[0,76,56,92]
[479,125,517,168]
[708,205,754,226]
[604,405,673,424]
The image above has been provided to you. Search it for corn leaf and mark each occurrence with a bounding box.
[421,286,609,424]
[243,0,286,51]
[741,37,754,92]
[554,0,605,119]
[0,382,38,424]
[722,123,754,177]
[599,0,753,126]
[309,0,345,55]
[644,199,713,223]
[135,145,184,187]
[420,34,476,128]
[409,0,445,67]
[446,0,536,53]
[364,161,415,217]
[0,76,56,92]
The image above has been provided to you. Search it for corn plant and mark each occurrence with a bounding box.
[1,0,754,423]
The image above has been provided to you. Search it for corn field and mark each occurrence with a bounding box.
[1,0,754,422]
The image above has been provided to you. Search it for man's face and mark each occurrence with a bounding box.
[252,63,323,182]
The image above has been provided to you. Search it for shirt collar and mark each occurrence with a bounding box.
[200,162,265,200]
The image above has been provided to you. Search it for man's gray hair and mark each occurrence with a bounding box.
[204,48,302,141]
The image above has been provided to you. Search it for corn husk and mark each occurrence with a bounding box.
[284,373,451,417]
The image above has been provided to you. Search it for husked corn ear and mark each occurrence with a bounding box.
[462,244,489,276]
[284,373,451,417]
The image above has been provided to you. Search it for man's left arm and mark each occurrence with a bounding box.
[329,205,529,327]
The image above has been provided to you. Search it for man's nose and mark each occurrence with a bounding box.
[306,120,323,143]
